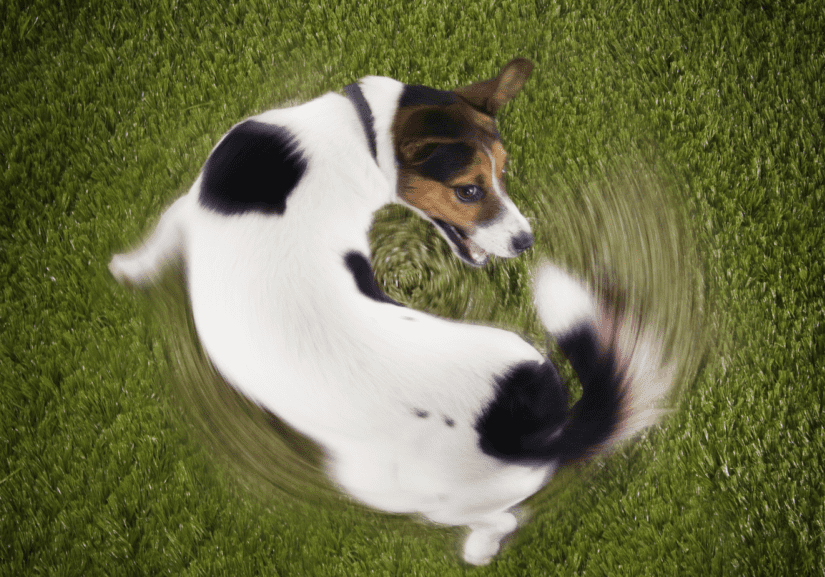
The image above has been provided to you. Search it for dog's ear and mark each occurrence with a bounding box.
[454,58,534,116]
[395,107,470,166]
[398,139,442,165]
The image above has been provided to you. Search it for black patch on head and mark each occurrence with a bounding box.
[418,142,476,182]
[406,109,468,141]
[344,252,402,306]
[414,409,430,418]
[200,120,307,215]
[399,84,458,108]
[476,360,569,463]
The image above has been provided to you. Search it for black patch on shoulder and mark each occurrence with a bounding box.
[399,84,458,108]
[418,142,476,182]
[414,409,430,418]
[476,360,569,463]
[200,120,307,215]
[344,252,402,306]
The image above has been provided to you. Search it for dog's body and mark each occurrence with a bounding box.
[110,60,672,565]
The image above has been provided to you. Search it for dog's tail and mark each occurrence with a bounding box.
[532,264,674,465]
[109,195,188,287]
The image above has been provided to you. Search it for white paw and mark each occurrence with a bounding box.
[463,531,501,566]
[462,512,518,566]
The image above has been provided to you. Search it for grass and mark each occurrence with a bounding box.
[1,0,823,575]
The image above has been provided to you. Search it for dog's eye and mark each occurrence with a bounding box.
[454,185,484,203]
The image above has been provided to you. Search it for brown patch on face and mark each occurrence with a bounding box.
[454,147,505,226]
[399,174,482,233]
[398,144,505,232]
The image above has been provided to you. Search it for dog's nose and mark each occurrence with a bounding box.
[511,231,535,254]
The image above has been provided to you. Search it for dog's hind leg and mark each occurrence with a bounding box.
[109,195,189,287]
[462,511,518,566]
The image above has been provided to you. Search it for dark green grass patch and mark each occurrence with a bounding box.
[2,0,823,575]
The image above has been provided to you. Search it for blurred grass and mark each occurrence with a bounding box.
[2,0,823,575]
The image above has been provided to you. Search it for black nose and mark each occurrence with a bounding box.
[511,231,535,254]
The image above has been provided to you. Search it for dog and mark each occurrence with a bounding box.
[110,59,673,565]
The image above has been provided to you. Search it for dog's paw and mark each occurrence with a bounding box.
[463,534,499,566]
[462,512,518,566]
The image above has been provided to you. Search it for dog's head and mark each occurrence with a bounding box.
[392,59,534,267]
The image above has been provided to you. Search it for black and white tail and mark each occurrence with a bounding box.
[533,264,674,464]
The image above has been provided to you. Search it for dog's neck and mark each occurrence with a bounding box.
[346,76,405,203]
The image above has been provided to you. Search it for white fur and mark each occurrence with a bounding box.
[470,193,534,258]
[533,264,596,335]
[110,78,669,565]
[609,317,677,442]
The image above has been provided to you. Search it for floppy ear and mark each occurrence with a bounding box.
[398,139,442,165]
[454,58,534,116]
[395,107,470,165]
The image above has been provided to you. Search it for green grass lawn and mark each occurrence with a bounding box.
[2,0,823,575]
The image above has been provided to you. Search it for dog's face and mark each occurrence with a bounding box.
[392,59,535,267]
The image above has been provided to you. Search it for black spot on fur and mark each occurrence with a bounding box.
[478,325,627,466]
[444,417,455,427]
[418,142,476,182]
[399,84,457,108]
[476,360,569,462]
[200,120,307,215]
[414,409,430,418]
[344,252,401,306]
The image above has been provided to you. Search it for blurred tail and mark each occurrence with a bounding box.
[109,195,188,287]
[533,264,674,464]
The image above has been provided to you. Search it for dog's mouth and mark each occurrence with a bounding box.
[433,219,489,267]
